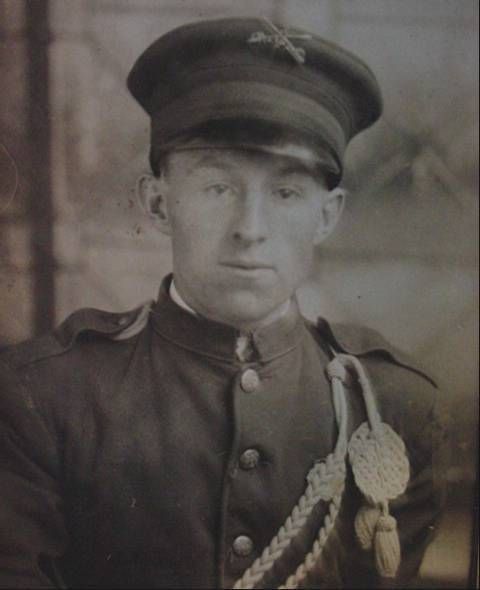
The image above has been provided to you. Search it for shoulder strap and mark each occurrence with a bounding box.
[315,317,437,388]
[1,300,153,369]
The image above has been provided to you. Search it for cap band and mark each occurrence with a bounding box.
[150,80,347,163]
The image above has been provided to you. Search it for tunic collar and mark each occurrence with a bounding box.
[169,279,199,316]
[150,275,304,363]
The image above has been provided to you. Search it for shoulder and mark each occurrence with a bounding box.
[309,317,448,469]
[0,300,154,452]
[312,316,437,388]
[307,316,440,436]
[0,300,153,373]
[0,301,154,433]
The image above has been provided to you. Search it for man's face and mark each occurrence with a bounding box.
[148,147,341,329]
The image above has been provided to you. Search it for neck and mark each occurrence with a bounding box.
[170,277,291,332]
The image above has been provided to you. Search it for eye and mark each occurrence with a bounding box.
[204,183,235,197]
[274,186,303,200]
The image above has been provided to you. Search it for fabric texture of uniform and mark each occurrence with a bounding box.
[0,276,448,589]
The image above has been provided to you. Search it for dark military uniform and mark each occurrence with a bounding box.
[1,16,449,589]
[0,276,447,588]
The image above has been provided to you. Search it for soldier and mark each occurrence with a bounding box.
[0,17,447,589]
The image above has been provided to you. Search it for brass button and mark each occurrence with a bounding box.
[239,448,260,470]
[232,535,254,557]
[240,368,260,393]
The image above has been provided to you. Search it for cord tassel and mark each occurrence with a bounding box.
[374,513,401,577]
[354,504,381,550]
[333,352,408,580]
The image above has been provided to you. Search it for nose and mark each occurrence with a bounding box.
[231,191,268,244]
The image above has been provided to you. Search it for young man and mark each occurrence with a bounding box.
[0,17,447,589]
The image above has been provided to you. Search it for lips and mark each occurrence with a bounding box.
[220,261,274,270]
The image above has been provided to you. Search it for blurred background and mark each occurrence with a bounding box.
[0,0,478,587]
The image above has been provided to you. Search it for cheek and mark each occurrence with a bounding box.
[171,188,226,231]
[270,235,314,292]
[276,214,319,265]
[290,237,316,271]
[169,202,224,267]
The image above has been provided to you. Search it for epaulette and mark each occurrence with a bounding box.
[315,317,437,388]
[1,300,153,369]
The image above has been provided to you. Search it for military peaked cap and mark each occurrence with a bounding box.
[127,17,382,186]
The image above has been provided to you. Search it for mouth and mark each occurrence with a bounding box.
[220,261,274,271]
[220,261,275,277]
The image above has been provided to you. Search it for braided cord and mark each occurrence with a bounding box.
[278,487,344,589]
[235,353,394,588]
[275,365,349,589]
[233,456,346,589]
[233,360,349,590]
[335,353,382,433]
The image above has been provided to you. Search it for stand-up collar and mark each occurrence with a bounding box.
[150,275,304,363]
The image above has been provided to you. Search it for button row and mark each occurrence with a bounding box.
[233,369,260,562]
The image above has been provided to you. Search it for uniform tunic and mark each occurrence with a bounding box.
[0,276,447,588]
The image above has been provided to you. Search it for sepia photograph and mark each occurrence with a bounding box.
[0,1,478,588]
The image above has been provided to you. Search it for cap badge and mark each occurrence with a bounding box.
[247,18,311,64]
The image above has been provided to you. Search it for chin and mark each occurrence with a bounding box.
[210,290,285,329]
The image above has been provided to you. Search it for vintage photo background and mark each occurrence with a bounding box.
[0,0,478,587]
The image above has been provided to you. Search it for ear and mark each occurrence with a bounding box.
[314,187,346,245]
[135,173,172,236]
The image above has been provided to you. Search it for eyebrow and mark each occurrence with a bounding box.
[275,162,327,187]
[182,151,238,174]
[178,149,327,186]
[276,162,316,178]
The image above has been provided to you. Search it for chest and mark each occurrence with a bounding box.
[61,331,342,588]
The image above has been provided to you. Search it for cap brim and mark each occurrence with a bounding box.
[150,80,345,182]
